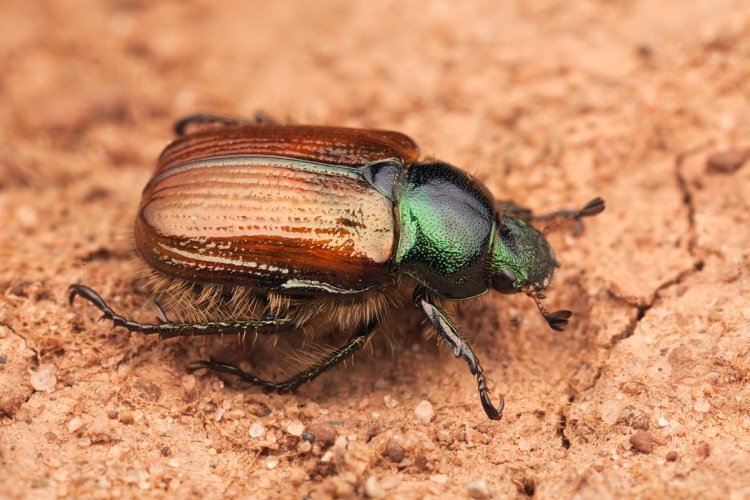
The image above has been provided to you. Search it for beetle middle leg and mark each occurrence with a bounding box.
[500,197,605,236]
[173,111,279,135]
[188,318,379,393]
[69,284,294,339]
[414,287,504,420]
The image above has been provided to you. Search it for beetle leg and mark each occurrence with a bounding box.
[69,284,293,339]
[173,112,279,135]
[531,197,605,236]
[188,319,379,393]
[414,287,504,420]
[500,198,604,236]
[497,200,534,221]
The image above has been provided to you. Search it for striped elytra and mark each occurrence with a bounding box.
[156,124,419,170]
[136,125,419,294]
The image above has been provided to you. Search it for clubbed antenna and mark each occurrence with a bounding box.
[529,291,572,332]
[539,197,606,236]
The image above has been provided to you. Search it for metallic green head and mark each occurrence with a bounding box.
[490,217,558,295]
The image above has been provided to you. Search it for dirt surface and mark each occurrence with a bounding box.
[2,1,749,498]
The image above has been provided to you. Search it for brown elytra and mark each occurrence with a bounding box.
[156,124,419,169]
[136,125,419,293]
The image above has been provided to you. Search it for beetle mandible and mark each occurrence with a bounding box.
[70,113,604,420]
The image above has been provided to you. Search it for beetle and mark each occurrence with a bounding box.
[69,113,604,420]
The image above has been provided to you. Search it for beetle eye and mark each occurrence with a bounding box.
[493,268,517,294]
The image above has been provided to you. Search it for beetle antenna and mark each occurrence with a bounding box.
[529,291,572,332]
[539,197,605,236]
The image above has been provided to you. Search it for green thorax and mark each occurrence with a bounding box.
[394,161,496,299]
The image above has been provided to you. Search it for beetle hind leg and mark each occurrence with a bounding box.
[188,319,379,393]
[69,284,293,339]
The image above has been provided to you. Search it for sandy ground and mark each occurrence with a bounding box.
[2,0,750,498]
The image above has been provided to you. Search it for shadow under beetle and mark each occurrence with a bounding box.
[70,113,604,420]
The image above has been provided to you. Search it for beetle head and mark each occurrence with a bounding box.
[491,216,557,293]
[491,216,571,331]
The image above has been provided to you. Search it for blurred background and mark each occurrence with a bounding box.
[1,1,749,497]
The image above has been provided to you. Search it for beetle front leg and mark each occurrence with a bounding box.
[188,319,379,393]
[173,112,279,135]
[69,284,293,339]
[498,200,534,221]
[500,197,604,236]
[414,287,504,420]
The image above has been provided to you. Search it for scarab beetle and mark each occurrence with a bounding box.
[70,113,604,420]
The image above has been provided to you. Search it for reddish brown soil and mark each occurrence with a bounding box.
[2,1,749,498]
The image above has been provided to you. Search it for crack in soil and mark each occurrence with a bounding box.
[0,322,38,419]
[557,149,707,449]
[557,413,571,449]
[610,147,707,340]
[1,320,39,363]
[675,151,698,254]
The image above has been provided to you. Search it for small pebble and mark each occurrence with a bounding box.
[214,408,225,422]
[384,439,405,463]
[414,400,435,423]
[693,400,710,413]
[467,479,491,499]
[160,447,172,457]
[697,442,711,459]
[30,367,57,392]
[181,375,197,397]
[287,467,310,488]
[297,440,312,453]
[629,430,654,454]
[168,459,180,468]
[430,474,448,484]
[51,467,67,481]
[335,435,348,448]
[0,354,6,364]
[288,468,308,487]
[286,420,305,437]
[67,417,84,434]
[265,456,279,469]
[706,149,749,173]
[666,451,678,462]
[119,410,134,424]
[380,475,401,490]
[306,422,337,446]
[518,437,532,452]
[365,476,387,499]
[384,395,399,408]
[16,205,39,230]
[600,399,625,425]
[249,422,266,438]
